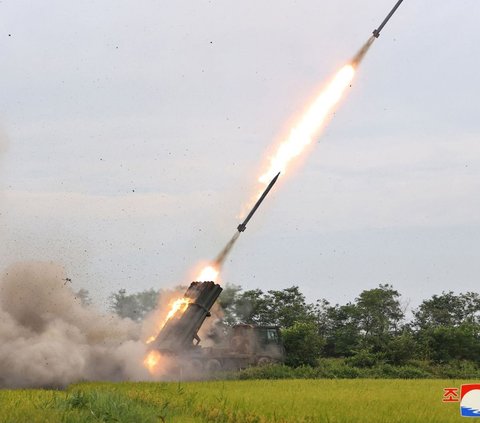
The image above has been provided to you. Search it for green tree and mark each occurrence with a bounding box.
[320,285,405,358]
[322,302,361,357]
[233,286,316,329]
[233,289,270,325]
[109,288,160,321]
[264,286,316,328]
[419,324,480,362]
[282,322,324,367]
[413,292,480,362]
[413,291,480,329]
[355,284,404,351]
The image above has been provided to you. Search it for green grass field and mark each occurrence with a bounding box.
[0,379,473,422]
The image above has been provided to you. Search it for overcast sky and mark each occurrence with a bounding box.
[1,0,479,310]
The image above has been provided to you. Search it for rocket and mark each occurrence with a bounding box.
[352,0,404,68]
[212,171,281,268]
[372,0,404,38]
[237,172,280,232]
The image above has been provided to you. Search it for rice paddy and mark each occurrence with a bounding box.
[0,379,472,422]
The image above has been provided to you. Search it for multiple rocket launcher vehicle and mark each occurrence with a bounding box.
[149,173,285,371]
[149,0,405,370]
[151,282,285,371]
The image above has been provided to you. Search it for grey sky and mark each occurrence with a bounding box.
[1,0,479,310]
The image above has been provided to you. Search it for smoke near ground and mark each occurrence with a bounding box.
[0,262,151,388]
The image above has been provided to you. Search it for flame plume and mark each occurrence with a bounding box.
[144,350,162,373]
[257,36,375,186]
[196,264,219,282]
[259,64,356,184]
[145,297,191,345]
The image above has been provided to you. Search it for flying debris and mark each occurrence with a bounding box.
[373,0,404,38]
[237,172,280,232]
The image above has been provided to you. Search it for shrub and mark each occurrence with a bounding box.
[345,349,382,368]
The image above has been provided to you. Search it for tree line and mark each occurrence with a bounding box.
[104,283,480,368]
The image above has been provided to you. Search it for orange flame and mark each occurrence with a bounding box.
[143,297,191,374]
[143,296,192,373]
[145,264,218,349]
[144,350,162,374]
[145,264,218,350]
[143,264,220,372]
[196,264,219,282]
[144,296,191,346]
[259,64,356,184]
[164,297,190,321]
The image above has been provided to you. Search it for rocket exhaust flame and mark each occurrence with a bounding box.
[164,297,191,321]
[144,350,162,373]
[197,265,220,282]
[145,296,191,347]
[258,65,355,185]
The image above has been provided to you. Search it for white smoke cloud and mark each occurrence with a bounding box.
[0,261,152,388]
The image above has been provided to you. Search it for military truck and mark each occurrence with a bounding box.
[150,281,285,371]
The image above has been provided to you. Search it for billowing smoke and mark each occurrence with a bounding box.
[0,262,152,388]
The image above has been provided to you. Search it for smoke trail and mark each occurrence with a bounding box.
[196,229,241,280]
[0,262,151,388]
[214,231,240,269]
[352,36,376,66]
